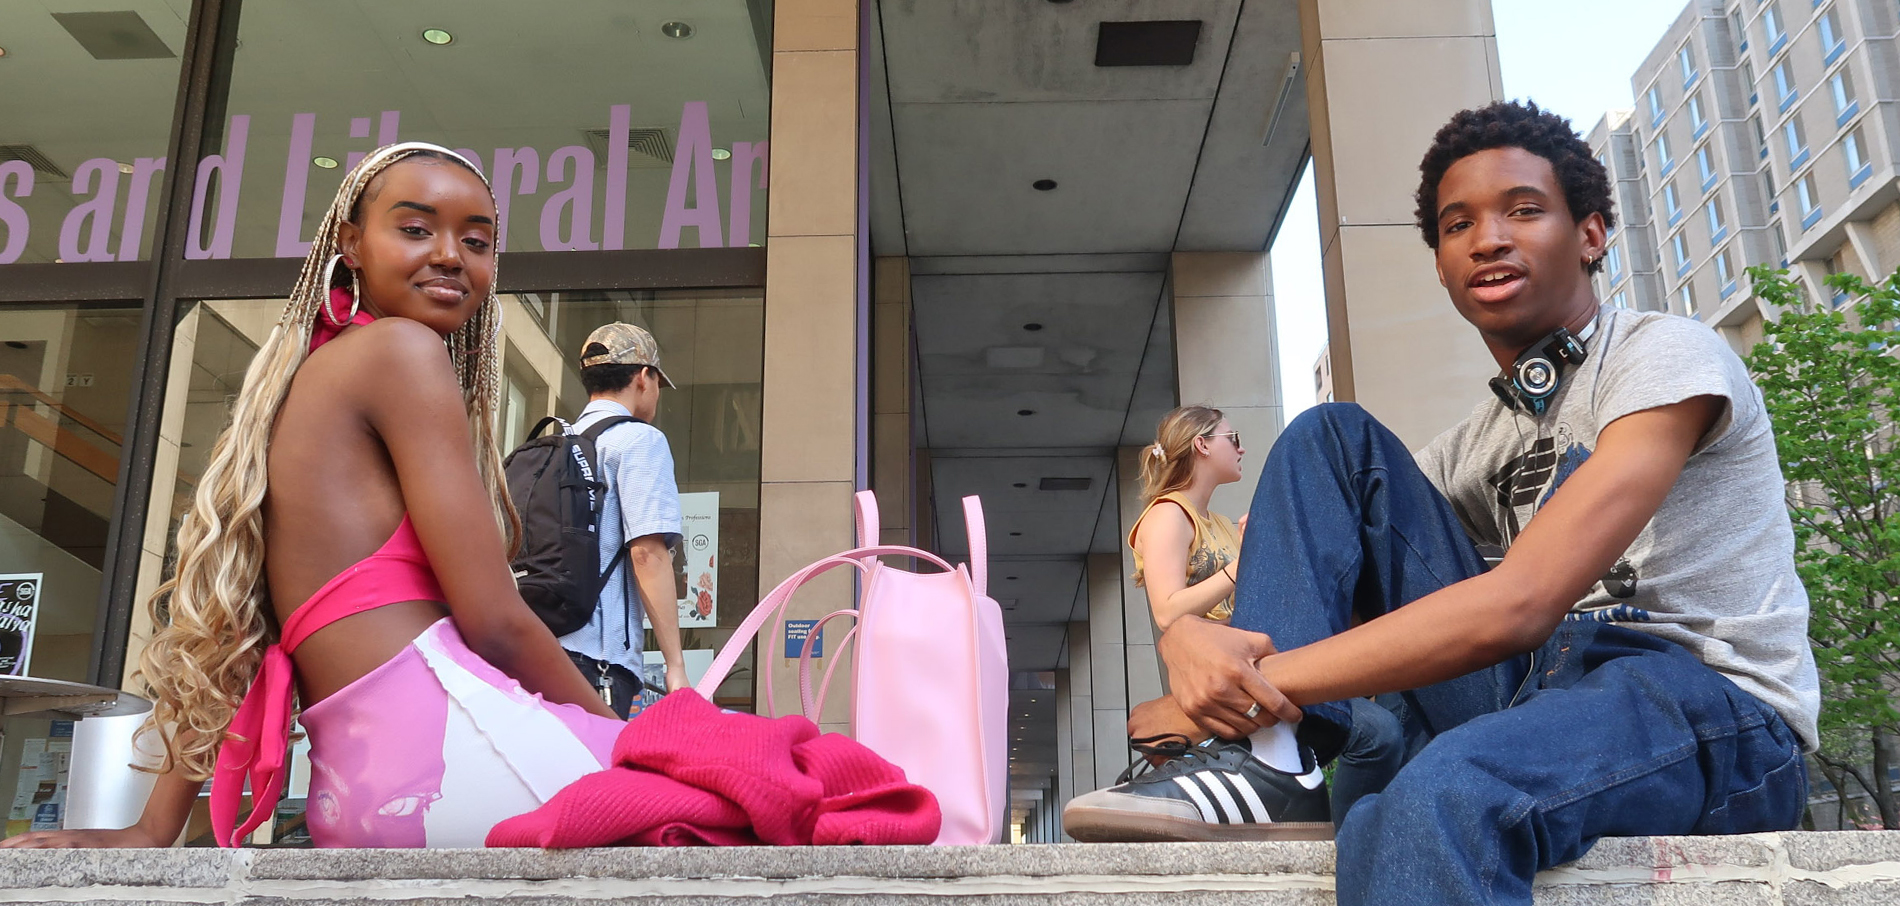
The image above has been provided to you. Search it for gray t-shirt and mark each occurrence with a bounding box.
[1415,305,1820,749]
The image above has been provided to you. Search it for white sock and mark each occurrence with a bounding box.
[1246,723,1305,773]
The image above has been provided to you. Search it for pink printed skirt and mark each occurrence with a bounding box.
[298,618,622,847]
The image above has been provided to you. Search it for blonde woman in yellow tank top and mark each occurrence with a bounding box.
[1129,405,1248,630]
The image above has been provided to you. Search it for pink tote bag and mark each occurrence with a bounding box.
[695,491,1008,845]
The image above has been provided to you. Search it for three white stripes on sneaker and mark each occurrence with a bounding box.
[1171,772,1274,825]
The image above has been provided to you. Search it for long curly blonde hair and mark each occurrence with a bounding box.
[135,143,518,780]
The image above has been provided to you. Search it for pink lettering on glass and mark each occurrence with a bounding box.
[601,104,631,251]
[659,101,724,249]
[539,146,598,252]
[0,161,32,264]
[59,159,120,262]
[185,115,250,260]
[117,157,166,261]
[727,140,769,248]
[276,113,317,258]
[491,148,539,253]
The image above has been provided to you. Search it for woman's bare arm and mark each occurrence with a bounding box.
[0,745,201,848]
[1135,502,1239,631]
[351,319,616,718]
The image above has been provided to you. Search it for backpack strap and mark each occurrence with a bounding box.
[579,414,643,442]
[576,413,647,648]
[526,416,566,441]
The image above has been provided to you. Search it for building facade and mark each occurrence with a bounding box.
[1593,0,1900,353]
[1,0,1503,844]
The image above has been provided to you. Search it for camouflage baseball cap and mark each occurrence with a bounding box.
[579,322,676,388]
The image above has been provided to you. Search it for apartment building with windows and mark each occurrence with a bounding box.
[1599,0,1900,352]
[1588,111,1670,312]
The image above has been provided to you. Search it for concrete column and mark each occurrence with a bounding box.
[1300,0,1504,448]
[1169,252,1283,514]
[757,0,863,728]
[1114,449,1165,708]
[1053,667,1074,840]
[1065,621,1097,794]
[872,257,915,546]
[1086,553,1130,788]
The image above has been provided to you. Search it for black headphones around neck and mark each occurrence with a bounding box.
[1488,317,1598,416]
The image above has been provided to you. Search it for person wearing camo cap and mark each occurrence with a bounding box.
[561,322,687,717]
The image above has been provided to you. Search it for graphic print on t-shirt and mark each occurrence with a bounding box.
[1482,424,1651,622]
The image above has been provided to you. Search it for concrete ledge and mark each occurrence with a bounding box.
[0,833,1893,904]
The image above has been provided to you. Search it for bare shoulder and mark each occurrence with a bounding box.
[316,318,461,401]
[1133,498,1194,550]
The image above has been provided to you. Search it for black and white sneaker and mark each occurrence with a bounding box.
[1063,735,1333,842]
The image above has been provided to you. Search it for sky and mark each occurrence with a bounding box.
[1270,0,1690,423]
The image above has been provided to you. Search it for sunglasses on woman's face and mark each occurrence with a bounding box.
[1203,430,1241,448]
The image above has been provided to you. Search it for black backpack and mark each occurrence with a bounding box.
[502,414,640,636]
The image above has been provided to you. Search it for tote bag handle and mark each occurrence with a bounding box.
[692,544,959,712]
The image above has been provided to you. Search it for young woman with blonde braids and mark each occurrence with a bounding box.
[1,143,623,849]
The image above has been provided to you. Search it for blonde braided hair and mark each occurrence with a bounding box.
[135,143,518,780]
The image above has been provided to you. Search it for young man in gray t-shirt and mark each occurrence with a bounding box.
[1063,102,1817,906]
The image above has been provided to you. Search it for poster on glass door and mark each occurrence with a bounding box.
[0,573,42,677]
[650,491,718,630]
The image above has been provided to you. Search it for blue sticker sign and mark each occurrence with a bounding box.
[784,620,823,658]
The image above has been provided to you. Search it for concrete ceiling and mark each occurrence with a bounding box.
[868,0,1308,808]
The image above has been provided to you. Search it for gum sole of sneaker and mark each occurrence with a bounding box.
[1063,806,1334,843]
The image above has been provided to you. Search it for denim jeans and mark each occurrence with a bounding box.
[1231,404,1808,906]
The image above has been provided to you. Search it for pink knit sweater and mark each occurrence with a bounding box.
[486,689,941,847]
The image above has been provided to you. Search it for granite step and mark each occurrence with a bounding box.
[0,832,1895,904]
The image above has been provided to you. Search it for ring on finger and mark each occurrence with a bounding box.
[1244,702,1262,720]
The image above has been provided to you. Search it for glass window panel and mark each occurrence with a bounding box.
[195,1,772,259]
[1844,128,1866,171]
[1819,8,1842,50]
[0,303,143,684]
[1764,4,1783,41]
[1658,133,1674,167]
[1665,182,1682,215]
[0,4,188,265]
[1830,70,1855,113]
[1679,45,1698,83]
[1689,93,1707,129]
[1773,60,1796,100]
[1784,117,1807,155]
[1697,146,1716,182]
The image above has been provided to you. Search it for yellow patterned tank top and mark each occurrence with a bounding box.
[1127,492,1241,623]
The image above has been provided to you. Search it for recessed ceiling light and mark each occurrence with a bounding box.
[1022,322,1043,331]
[421,28,453,45]
[661,21,695,39]
[313,156,339,169]
[1032,179,1057,191]
[1009,531,1022,537]
[1012,482,1027,489]
[711,148,732,161]
[1017,409,1035,416]
[116,161,134,174]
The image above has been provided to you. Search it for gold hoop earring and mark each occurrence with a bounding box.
[322,253,361,324]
